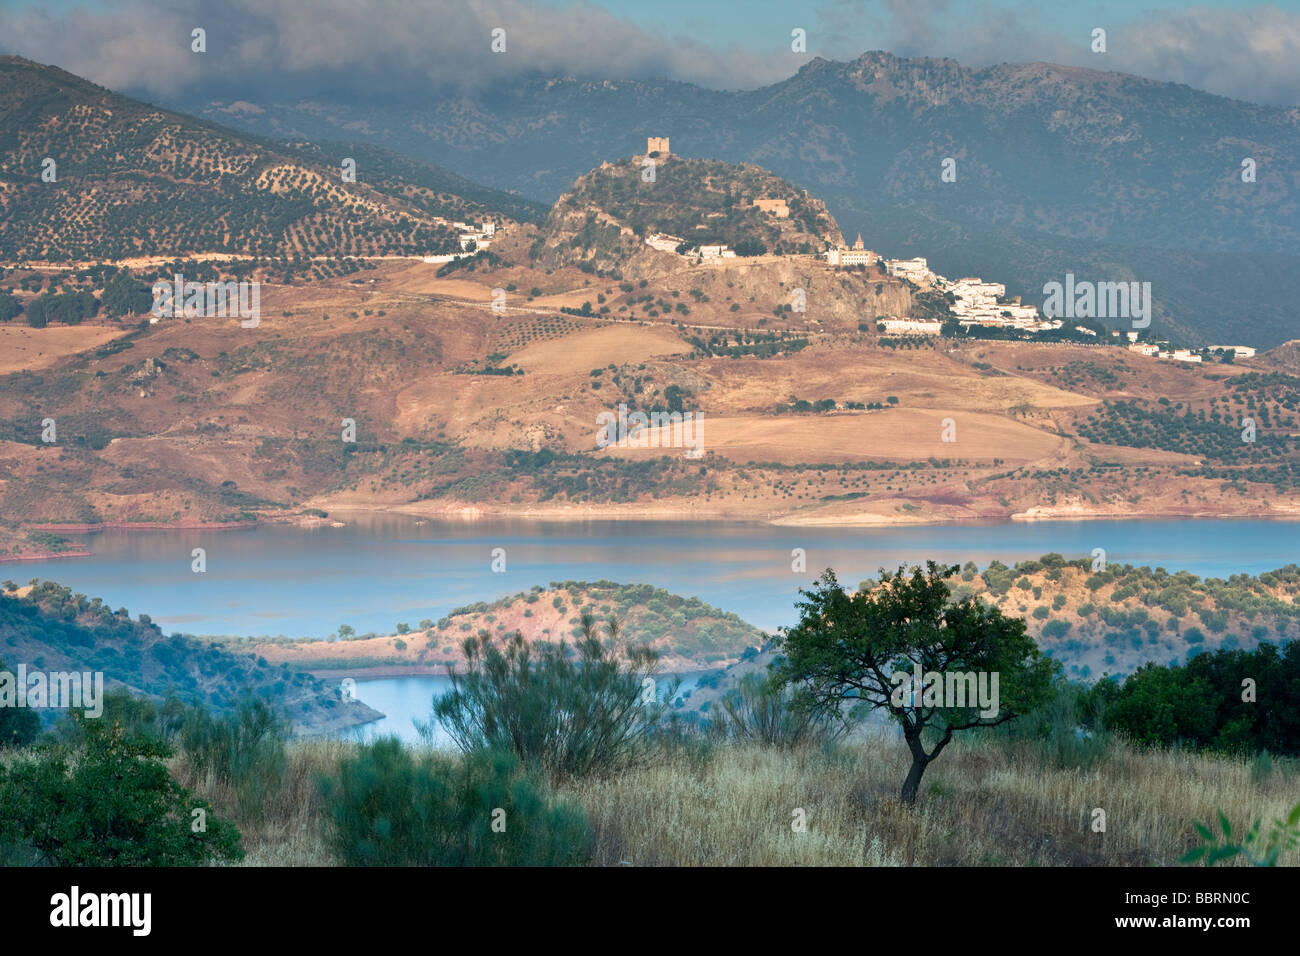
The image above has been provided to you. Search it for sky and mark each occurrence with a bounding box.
[0,0,1297,106]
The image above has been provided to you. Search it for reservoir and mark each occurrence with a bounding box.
[12,514,1297,742]
[13,514,1297,639]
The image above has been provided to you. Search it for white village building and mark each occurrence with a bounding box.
[645,233,686,253]
[879,317,942,335]
[885,257,932,283]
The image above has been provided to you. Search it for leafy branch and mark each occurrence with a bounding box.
[1182,802,1300,866]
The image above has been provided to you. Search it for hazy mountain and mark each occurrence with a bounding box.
[176,51,1300,346]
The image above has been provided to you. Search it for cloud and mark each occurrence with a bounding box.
[815,1,1300,107]
[0,0,1296,107]
[1113,5,1300,107]
[0,0,793,98]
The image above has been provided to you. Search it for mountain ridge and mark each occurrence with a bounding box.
[170,48,1300,346]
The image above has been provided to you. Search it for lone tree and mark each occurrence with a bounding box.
[775,562,1058,804]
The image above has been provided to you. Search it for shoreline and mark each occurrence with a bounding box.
[0,549,93,564]
[309,665,455,680]
[9,502,1300,567]
[30,519,258,533]
[325,499,1300,527]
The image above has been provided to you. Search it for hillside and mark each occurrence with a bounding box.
[0,56,528,261]
[185,50,1300,346]
[532,155,843,272]
[678,556,1300,718]
[1,252,1299,559]
[0,581,381,734]
[0,63,1295,551]
[247,581,766,674]
[1260,340,1300,377]
[279,139,548,227]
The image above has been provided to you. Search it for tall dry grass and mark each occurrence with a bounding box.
[177,732,1298,866]
[563,733,1299,866]
[170,737,353,865]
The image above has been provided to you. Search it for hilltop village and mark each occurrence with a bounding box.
[626,138,1246,363]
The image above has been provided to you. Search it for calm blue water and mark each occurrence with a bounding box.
[10,514,1299,638]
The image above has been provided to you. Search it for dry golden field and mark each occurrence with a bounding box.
[176,733,1300,867]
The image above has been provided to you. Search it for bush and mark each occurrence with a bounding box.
[1183,801,1300,867]
[1042,619,1072,639]
[50,688,184,747]
[0,290,20,323]
[321,738,589,866]
[0,656,41,749]
[0,715,243,865]
[180,698,288,817]
[1250,749,1275,783]
[715,671,845,747]
[993,678,1110,770]
[431,614,666,779]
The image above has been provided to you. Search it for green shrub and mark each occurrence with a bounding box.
[1042,619,1072,639]
[993,678,1110,770]
[50,688,185,747]
[715,671,845,747]
[431,614,666,779]
[0,715,243,866]
[0,657,40,749]
[180,698,288,817]
[321,738,589,866]
[1250,749,1275,783]
[1183,802,1300,867]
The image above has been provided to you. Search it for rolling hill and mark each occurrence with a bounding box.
[248,581,766,674]
[678,555,1300,719]
[0,580,381,734]
[0,69,1295,559]
[1,250,1299,561]
[0,56,534,261]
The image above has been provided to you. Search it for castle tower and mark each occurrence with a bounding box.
[647,136,670,155]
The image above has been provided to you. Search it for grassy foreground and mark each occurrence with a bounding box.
[171,732,1299,867]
